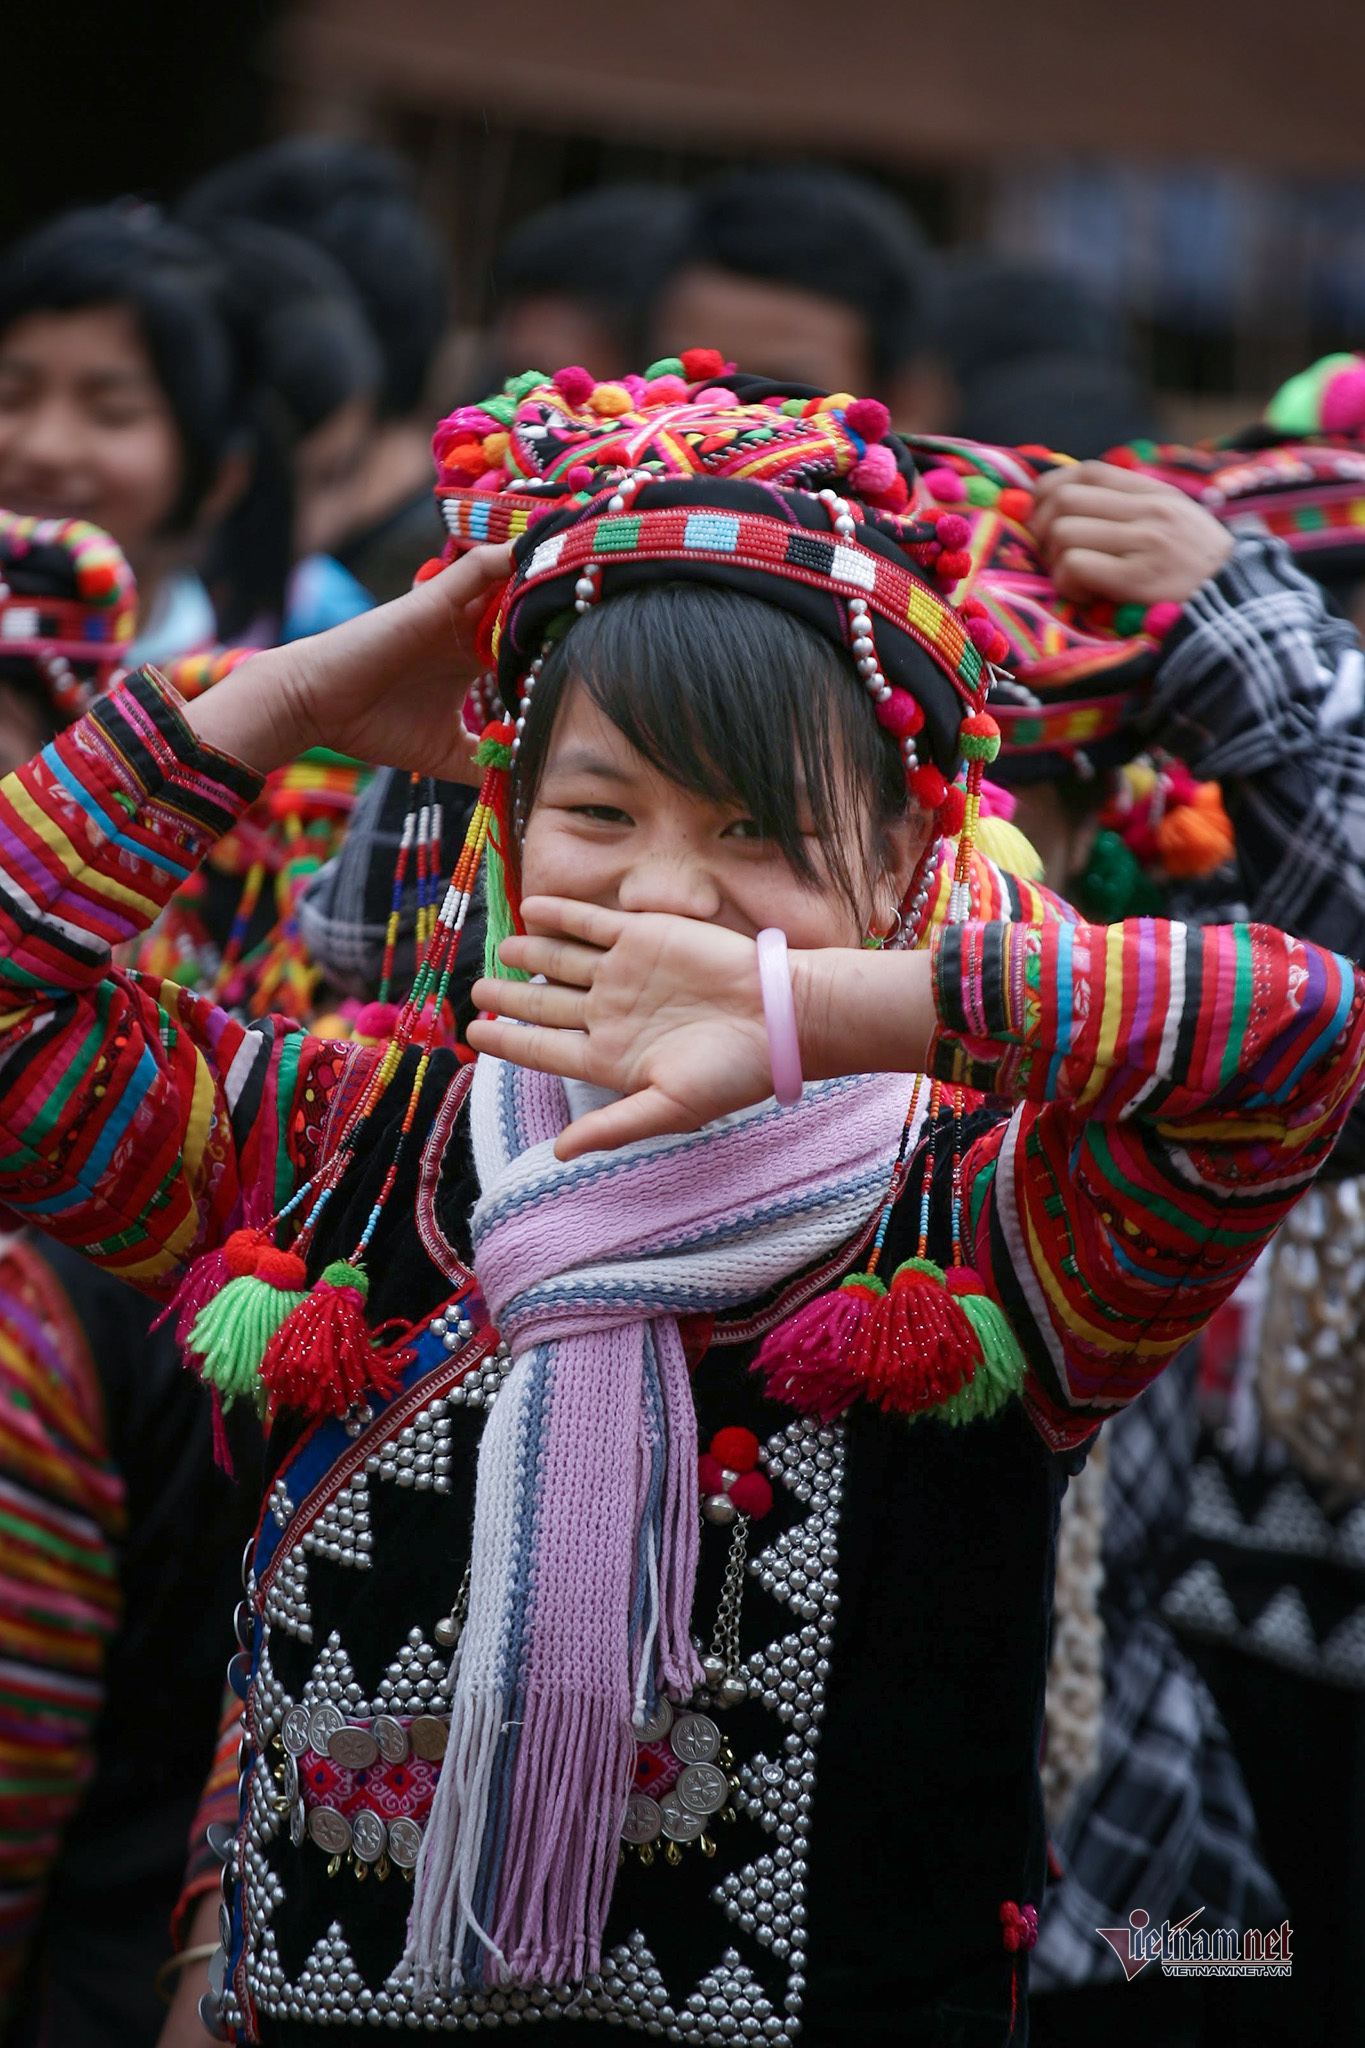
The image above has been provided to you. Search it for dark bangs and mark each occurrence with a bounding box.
[510,582,908,914]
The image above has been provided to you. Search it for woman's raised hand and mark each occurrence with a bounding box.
[468,898,778,1159]
[1030,461,1232,606]
[183,544,512,781]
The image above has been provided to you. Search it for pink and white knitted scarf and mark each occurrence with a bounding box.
[401,1053,911,1993]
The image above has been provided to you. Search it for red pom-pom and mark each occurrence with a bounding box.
[996,488,1034,524]
[1100,447,1142,470]
[552,365,596,408]
[921,465,965,503]
[875,688,924,738]
[223,1229,263,1279]
[938,784,967,837]
[255,1246,308,1292]
[728,1470,774,1519]
[1000,1901,1039,1953]
[698,1452,725,1494]
[413,557,445,583]
[910,763,948,811]
[846,397,891,442]
[937,549,973,584]
[680,347,725,382]
[881,472,911,511]
[959,595,988,619]
[710,1425,760,1474]
[935,512,971,551]
[988,629,1011,664]
[945,1266,987,1296]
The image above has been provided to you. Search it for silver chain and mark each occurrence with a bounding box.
[708,1513,749,1679]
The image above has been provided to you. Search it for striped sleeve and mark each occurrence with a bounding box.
[0,670,340,1290]
[930,917,1365,1450]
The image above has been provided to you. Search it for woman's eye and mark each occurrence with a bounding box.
[721,817,767,842]
[570,804,633,825]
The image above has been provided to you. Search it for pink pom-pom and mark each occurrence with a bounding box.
[639,373,689,407]
[472,470,501,492]
[697,386,741,408]
[851,444,898,493]
[921,465,965,503]
[564,464,594,490]
[846,397,891,442]
[977,777,1016,822]
[354,1001,400,1040]
[552,365,595,407]
[1141,600,1182,637]
[875,688,924,738]
[1321,361,1365,434]
[935,512,972,550]
[944,1266,987,1296]
[966,615,996,654]
[621,373,649,404]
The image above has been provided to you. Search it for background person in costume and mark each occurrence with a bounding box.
[181,139,450,613]
[0,369,1360,2047]
[0,513,264,2048]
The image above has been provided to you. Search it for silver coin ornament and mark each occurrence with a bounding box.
[676,1761,729,1816]
[669,1711,721,1764]
[659,1789,706,1842]
[290,1800,306,1847]
[621,1793,663,1844]
[281,1753,299,1804]
[350,1807,387,1863]
[329,1725,380,1771]
[307,1704,344,1755]
[208,1946,227,1998]
[372,1714,409,1765]
[282,1705,312,1757]
[218,1902,232,1952]
[387,1816,423,1869]
[306,1804,352,1855]
[632,1696,675,1744]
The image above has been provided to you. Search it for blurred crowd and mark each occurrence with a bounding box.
[0,138,1360,2048]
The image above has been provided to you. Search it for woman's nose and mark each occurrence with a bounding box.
[616,851,723,921]
[8,395,85,478]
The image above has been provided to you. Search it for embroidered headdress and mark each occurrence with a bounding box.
[0,511,135,716]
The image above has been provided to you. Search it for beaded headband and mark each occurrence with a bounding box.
[0,511,136,716]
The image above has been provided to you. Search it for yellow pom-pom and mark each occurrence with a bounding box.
[590,382,633,417]
[1121,760,1159,802]
[975,814,1046,882]
[482,430,510,465]
[823,391,857,413]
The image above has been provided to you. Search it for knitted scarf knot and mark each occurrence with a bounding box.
[401,1054,909,1993]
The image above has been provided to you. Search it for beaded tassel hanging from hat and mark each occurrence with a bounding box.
[180,725,514,1419]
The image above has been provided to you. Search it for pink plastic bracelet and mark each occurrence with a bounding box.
[755,927,804,1108]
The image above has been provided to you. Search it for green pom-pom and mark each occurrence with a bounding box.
[645,356,685,380]
[1265,353,1356,436]
[482,394,517,426]
[320,1259,369,1298]
[960,731,1001,763]
[1074,829,1164,922]
[893,1256,946,1285]
[503,370,548,399]
[931,1290,1028,1424]
[781,398,807,417]
[965,475,999,507]
[190,1272,307,1409]
[1112,603,1145,637]
[840,1270,887,1297]
[474,732,515,771]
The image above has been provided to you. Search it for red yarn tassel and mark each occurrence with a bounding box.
[259,1260,403,1420]
[754,1273,886,1422]
[860,1257,981,1416]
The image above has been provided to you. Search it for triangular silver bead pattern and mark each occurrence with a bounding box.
[1321,1606,1365,1687]
[250,1631,290,1750]
[682,1949,785,2043]
[1186,1458,1248,1544]
[1333,1501,1365,1571]
[300,1471,372,1569]
[1246,1586,1320,1673]
[1250,1475,1333,1558]
[1161,1560,1240,1639]
[258,1922,369,2026]
[302,1628,371,1719]
[244,1742,286,1851]
[581,1931,682,2028]
[262,1540,313,1641]
[370,1625,449,1717]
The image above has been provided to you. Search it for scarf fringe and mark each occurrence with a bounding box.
[401,1684,507,1994]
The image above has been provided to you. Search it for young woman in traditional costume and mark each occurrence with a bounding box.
[0,365,1361,2048]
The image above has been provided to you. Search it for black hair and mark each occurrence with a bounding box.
[954,354,1158,460]
[678,166,933,381]
[510,582,908,918]
[931,256,1125,386]
[492,185,691,364]
[0,202,240,530]
[181,139,448,418]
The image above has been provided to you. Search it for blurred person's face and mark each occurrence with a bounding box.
[293,392,379,559]
[653,264,873,395]
[497,296,631,383]
[1009,781,1100,899]
[0,306,185,570]
[0,680,56,775]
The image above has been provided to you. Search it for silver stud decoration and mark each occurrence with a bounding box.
[370,1625,449,1719]
[300,1471,373,1571]
[267,1477,294,1529]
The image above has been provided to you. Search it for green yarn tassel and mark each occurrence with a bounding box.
[930,1291,1029,1425]
[189,1273,308,1410]
[482,838,528,984]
